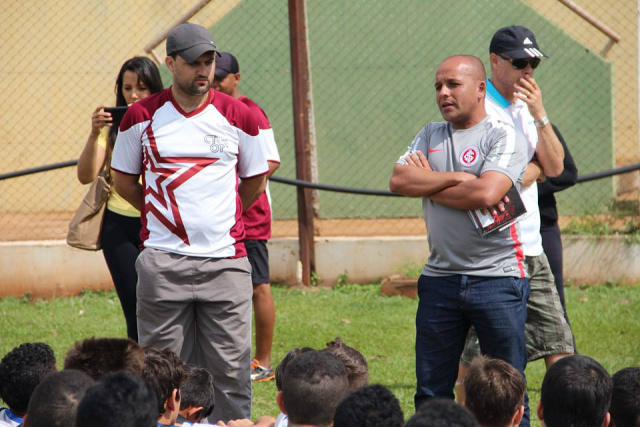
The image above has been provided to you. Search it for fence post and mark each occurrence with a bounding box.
[288,0,316,286]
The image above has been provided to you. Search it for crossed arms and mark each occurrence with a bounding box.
[389,151,513,210]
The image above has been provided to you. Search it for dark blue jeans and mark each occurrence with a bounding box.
[415,274,530,427]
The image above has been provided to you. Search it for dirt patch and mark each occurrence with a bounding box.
[272,218,426,237]
[0,212,72,241]
[3,212,638,242]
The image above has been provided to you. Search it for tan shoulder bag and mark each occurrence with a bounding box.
[66,146,112,250]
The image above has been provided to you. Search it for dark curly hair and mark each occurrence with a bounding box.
[0,342,57,415]
[334,384,404,427]
[407,399,479,427]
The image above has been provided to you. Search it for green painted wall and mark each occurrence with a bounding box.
[192,0,613,219]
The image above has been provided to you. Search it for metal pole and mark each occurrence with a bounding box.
[288,0,316,286]
[557,0,622,42]
[143,0,214,54]
[143,0,213,65]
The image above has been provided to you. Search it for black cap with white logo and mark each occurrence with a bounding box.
[166,23,221,63]
[490,25,548,59]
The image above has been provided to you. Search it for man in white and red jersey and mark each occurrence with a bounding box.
[457,27,575,398]
[213,52,281,383]
[389,55,530,425]
[111,23,268,422]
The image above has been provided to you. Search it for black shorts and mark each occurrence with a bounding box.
[245,239,269,284]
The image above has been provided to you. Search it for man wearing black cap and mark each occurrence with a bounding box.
[213,52,281,383]
[457,24,575,410]
[111,23,269,422]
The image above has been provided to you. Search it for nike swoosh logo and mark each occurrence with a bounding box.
[428,149,443,153]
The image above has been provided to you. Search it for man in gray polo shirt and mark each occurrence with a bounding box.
[389,55,530,425]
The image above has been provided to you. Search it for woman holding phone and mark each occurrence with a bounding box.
[77,56,163,341]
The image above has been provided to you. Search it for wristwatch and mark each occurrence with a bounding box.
[534,115,550,128]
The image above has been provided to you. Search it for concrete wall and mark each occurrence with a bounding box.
[1,236,637,298]
[562,235,640,284]
[0,241,112,298]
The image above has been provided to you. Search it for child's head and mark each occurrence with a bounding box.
[463,356,526,427]
[407,399,479,427]
[63,337,144,380]
[179,364,215,423]
[610,367,640,427]
[279,350,350,427]
[275,346,315,392]
[76,372,157,427]
[325,337,369,391]
[334,384,404,427]
[24,370,95,427]
[0,342,57,416]
[141,346,185,424]
[540,355,612,427]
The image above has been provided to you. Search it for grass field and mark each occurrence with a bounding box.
[1,283,639,424]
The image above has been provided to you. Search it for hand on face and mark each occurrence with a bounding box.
[513,76,546,120]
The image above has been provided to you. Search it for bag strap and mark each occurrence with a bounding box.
[101,141,113,184]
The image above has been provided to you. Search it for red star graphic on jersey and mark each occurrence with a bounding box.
[143,127,218,245]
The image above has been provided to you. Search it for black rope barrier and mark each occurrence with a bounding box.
[269,175,402,197]
[1,159,639,195]
[575,163,640,183]
[0,160,78,181]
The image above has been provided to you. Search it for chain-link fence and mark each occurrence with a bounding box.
[1,0,638,242]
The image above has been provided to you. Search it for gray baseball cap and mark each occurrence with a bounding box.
[166,23,220,63]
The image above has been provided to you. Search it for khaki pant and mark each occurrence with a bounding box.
[462,252,575,364]
[136,247,253,422]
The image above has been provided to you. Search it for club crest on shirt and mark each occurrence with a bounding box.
[204,134,228,153]
[459,146,479,167]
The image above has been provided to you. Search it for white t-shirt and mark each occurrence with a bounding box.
[0,408,22,427]
[112,88,269,258]
[274,412,288,427]
[486,79,543,257]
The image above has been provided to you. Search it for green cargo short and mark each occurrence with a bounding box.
[461,252,575,364]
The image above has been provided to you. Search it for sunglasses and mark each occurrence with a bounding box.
[499,55,541,70]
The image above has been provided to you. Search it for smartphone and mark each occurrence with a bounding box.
[104,106,128,127]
